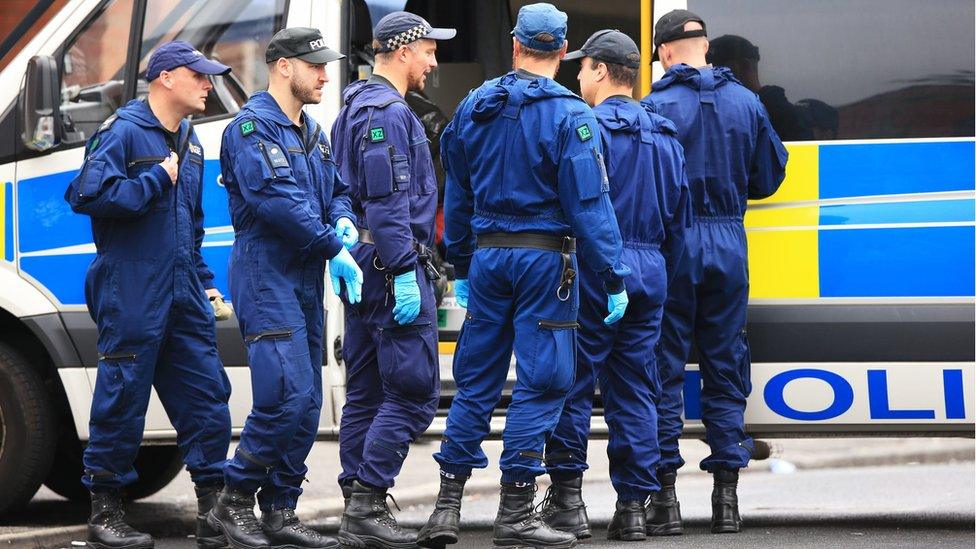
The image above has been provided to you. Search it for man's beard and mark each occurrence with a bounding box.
[407,70,426,92]
[291,78,320,104]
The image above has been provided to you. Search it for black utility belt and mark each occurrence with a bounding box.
[476,232,577,254]
[359,228,440,282]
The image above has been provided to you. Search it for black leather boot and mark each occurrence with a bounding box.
[338,480,418,548]
[492,483,577,549]
[194,483,225,549]
[537,476,590,539]
[645,469,682,536]
[262,508,338,548]
[607,500,646,541]
[86,490,154,549]
[417,473,467,548]
[206,486,272,549]
[340,479,354,510]
[711,469,742,534]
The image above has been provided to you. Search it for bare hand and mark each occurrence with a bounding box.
[160,152,179,185]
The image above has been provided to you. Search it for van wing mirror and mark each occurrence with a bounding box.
[21,55,61,152]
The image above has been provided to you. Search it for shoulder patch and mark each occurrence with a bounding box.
[369,127,386,143]
[89,135,101,152]
[240,120,256,136]
[576,124,593,142]
[98,114,118,132]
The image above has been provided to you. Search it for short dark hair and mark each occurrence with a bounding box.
[519,42,563,62]
[590,58,638,88]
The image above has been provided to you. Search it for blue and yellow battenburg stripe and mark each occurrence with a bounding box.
[746,140,976,299]
[6,141,976,306]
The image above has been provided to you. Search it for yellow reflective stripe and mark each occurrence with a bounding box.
[438,341,457,355]
[639,0,653,97]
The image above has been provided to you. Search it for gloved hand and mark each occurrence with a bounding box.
[604,290,628,324]
[335,217,359,250]
[209,294,233,321]
[454,279,469,308]
[392,270,422,325]
[329,247,363,304]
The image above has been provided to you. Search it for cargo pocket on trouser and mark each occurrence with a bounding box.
[91,352,137,421]
[527,319,579,394]
[378,322,438,401]
[245,329,312,409]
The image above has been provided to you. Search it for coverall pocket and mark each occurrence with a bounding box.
[91,353,136,420]
[378,323,438,399]
[78,159,107,199]
[363,147,394,198]
[528,319,578,393]
[245,329,306,408]
[391,155,410,191]
[569,148,607,200]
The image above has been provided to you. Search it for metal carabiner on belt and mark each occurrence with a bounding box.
[556,236,576,302]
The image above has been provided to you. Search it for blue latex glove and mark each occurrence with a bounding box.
[392,270,422,325]
[329,247,363,304]
[454,279,469,308]
[335,217,359,250]
[604,290,628,324]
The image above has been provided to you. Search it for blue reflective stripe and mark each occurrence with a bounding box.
[819,199,975,226]
[18,171,91,253]
[819,141,976,199]
[20,253,94,305]
[819,225,975,297]
[201,159,231,228]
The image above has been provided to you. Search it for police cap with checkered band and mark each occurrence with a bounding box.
[373,11,456,53]
[265,27,345,64]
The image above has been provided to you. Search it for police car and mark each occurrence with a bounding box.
[0,0,971,517]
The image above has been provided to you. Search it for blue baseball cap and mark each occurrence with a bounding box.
[373,12,456,53]
[511,3,567,52]
[146,40,231,81]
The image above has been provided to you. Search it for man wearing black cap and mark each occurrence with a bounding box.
[64,40,233,549]
[642,10,788,535]
[541,29,691,542]
[329,11,454,548]
[208,27,362,549]
[418,4,629,549]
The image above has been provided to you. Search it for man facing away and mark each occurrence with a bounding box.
[642,9,788,536]
[209,27,362,549]
[417,4,630,549]
[65,40,233,549]
[542,29,691,543]
[329,11,456,549]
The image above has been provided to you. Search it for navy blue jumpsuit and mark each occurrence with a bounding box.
[220,91,353,510]
[435,70,628,484]
[642,65,787,472]
[546,97,691,501]
[330,76,439,489]
[65,98,231,491]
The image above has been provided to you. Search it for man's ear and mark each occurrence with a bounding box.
[277,57,292,78]
[558,41,568,60]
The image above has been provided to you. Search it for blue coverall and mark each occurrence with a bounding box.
[641,65,788,472]
[220,91,353,510]
[65,98,231,491]
[435,70,628,484]
[546,97,691,501]
[330,76,439,489]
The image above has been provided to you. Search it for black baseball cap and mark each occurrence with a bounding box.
[564,29,640,69]
[146,41,231,81]
[651,9,707,61]
[265,27,345,64]
[373,12,456,53]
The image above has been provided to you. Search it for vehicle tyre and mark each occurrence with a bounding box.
[45,440,185,502]
[0,342,57,515]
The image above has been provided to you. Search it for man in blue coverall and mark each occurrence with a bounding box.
[65,41,233,549]
[417,5,630,549]
[329,11,455,548]
[207,28,362,549]
[641,10,788,535]
[541,30,691,543]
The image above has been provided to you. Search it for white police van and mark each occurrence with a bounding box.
[0,0,972,517]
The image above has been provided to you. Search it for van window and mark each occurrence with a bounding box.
[138,0,288,119]
[59,0,134,143]
[687,0,975,141]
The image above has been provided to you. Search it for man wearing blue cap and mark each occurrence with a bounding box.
[65,40,233,549]
[207,27,361,549]
[329,11,455,548]
[642,10,788,535]
[539,29,691,543]
[417,5,629,549]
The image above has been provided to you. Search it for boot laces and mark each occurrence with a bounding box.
[228,499,263,534]
[372,493,403,531]
[534,484,555,520]
[102,507,137,537]
[281,509,322,539]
